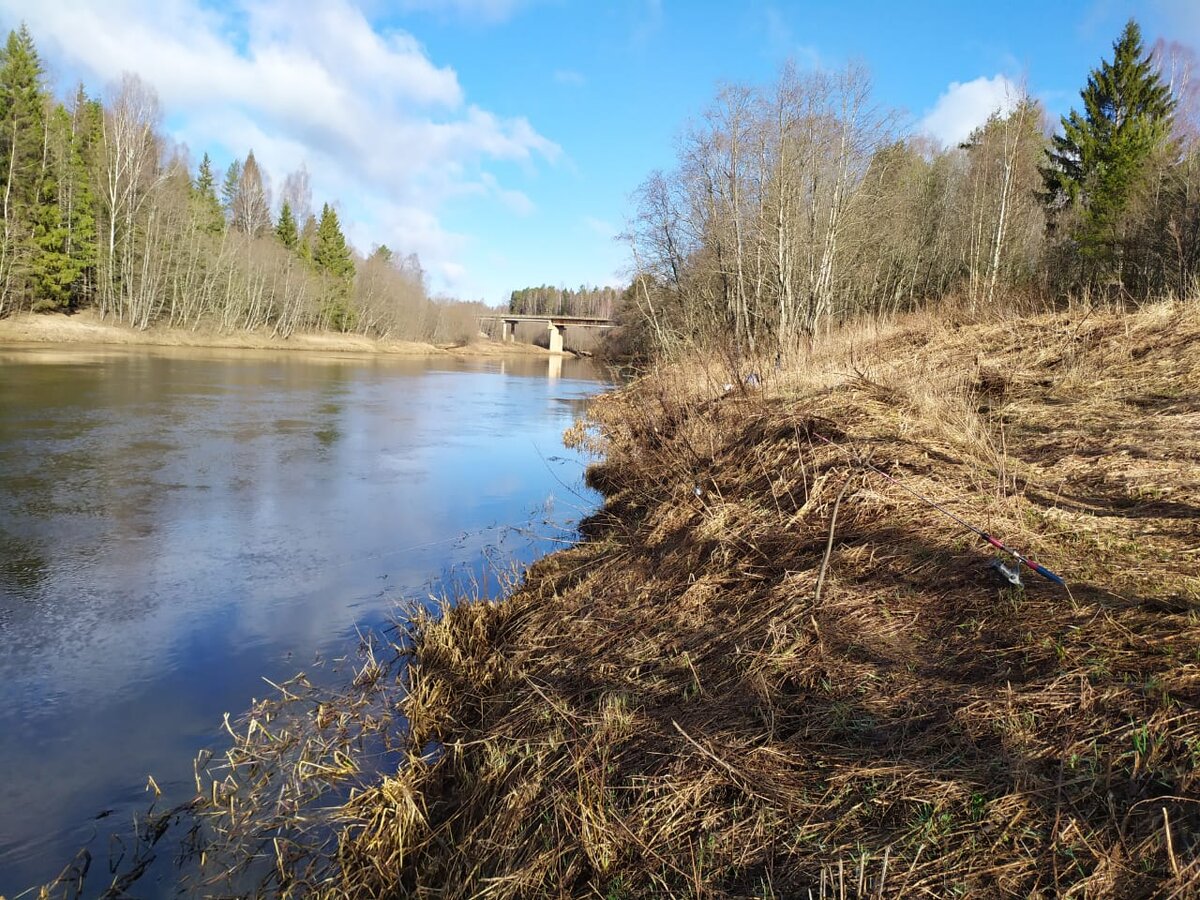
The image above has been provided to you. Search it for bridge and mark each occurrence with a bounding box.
[477,313,615,354]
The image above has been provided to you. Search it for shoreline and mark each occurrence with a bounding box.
[215,298,1197,897]
[0,310,566,359]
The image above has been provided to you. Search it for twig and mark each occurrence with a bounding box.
[1164,807,1179,877]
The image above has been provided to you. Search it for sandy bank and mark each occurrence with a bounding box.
[0,310,563,358]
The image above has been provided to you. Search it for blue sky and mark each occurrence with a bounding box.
[1,0,1195,305]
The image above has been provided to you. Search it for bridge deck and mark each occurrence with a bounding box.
[478,313,614,326]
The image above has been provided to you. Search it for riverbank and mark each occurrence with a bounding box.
[0,310,562,358]
[99,299,1199,897]
[330,298,1198,898]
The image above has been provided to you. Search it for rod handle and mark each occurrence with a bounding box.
[983,534,1066,587]
[1027,560,1067,587]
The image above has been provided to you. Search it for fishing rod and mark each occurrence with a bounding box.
[810,430,1066,588]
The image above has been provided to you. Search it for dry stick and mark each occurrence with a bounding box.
[815,472,855,607]
[1164,806,1180,878]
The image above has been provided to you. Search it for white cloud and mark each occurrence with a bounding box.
[2,0,559,295]
[920,74,1020,148]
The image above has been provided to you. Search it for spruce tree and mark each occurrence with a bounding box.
[0,24,51,308]
[314,203,354,279]
[193,152,225,235]
[66,87,100,299]
[275,200,298,249]
[30,103,91,310]
[297,213,318,264]
[220,159,242,219]
[1042,19,1176,277]
[314,203,355,330]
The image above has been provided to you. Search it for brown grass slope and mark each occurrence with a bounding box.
[226,301,1199,898]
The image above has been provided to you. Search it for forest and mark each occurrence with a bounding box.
[620,20,1199,361]
[507,284,621,318]
[0,25,484,343]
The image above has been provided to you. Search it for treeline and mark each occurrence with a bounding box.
[0,24,480,342]
[622,20,1197,359]
[508,284,619,318]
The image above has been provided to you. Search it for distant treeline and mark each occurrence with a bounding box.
[508,284,620,318]
[622,19,1200,360]
[0,25,482,342]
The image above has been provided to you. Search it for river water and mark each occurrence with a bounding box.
[0,344,605,894]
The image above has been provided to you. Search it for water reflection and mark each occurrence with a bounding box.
[0,345,606,894]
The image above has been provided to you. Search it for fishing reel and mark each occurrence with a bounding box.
[990,558,1023,588]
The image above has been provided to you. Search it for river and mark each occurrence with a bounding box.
[0,345,605,894]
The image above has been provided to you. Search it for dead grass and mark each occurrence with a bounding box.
[328,298,1196,898]
[44,298,1198,898]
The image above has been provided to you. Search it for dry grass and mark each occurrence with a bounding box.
[328,298,1195,898]
[44,298,1198,898]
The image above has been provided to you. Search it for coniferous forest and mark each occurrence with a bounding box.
[0,24,482,342]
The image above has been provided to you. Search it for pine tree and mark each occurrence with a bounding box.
[1042,19,1176,278]
[193,152,225,235]
[275,200,298,249]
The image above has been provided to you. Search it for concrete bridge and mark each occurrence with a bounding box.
[478,313,614,354]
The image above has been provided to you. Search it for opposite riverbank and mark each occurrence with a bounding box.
[0,310,562,358]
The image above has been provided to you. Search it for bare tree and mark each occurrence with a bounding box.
[98,73,165,324]
[280,164,312,226]
[230,150,272,236]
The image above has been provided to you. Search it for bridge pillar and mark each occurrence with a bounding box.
[502,319,518,342]
[547,322,565,354]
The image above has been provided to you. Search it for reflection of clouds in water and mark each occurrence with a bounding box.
[0,348,605,891]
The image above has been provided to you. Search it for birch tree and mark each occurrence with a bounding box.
[98,73,163,323]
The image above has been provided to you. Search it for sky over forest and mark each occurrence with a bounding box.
[2,0,1196,305]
